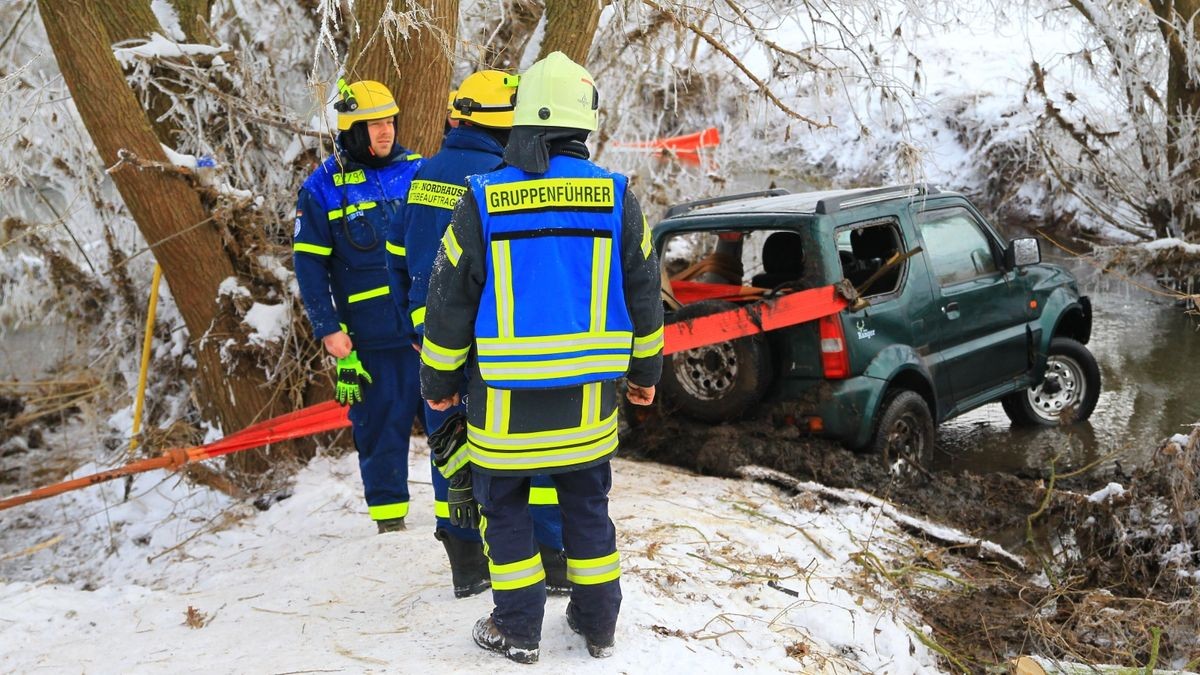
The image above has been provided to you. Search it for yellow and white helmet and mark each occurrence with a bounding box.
[511,52,598,131]
[334,79,400,131]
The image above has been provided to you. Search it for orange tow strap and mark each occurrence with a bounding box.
[1,285,846,512]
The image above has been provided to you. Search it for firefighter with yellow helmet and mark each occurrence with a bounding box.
[293,79,424,533]
[420,53,664,663]
[392,70,571,600]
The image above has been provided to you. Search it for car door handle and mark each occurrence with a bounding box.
[942,302,960,319]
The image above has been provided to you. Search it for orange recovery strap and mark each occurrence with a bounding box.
[664,284,848,355]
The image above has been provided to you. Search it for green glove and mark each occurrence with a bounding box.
[447,469,480,529]
[335,351,372,406]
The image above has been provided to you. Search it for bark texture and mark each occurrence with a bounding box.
[538,0,601,64]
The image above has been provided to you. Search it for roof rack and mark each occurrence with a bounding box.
[664,188,790,219]
[814,184,938,215]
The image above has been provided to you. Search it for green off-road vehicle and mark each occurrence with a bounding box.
[650,185,1099,466]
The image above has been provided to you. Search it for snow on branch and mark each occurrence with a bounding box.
[113,32,232,67]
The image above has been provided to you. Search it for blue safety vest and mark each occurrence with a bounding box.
[466,155,634,389]
[294,148,422,349]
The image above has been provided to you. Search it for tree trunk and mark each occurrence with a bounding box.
[94,0,182,146]
[38,0,280,476]
[538,0,601,64]
[477,0,544,70]
[170,0,213,43]
[346,0,459,157]
[1152,0,1200,239]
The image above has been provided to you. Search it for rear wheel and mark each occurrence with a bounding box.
[871,390,936,473]
[1001,337,1100,427]
[658,300,772,423]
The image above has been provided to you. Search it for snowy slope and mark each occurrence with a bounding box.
[1,440,943,673]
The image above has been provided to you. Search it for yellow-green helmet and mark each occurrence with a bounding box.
[334,79,400,131]
[512,52,598,131]
[452,70,518,128]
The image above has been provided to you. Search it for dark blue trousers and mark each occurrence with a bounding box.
[349,347,422,521]
[424,401,564,547]
[474,462,621,645]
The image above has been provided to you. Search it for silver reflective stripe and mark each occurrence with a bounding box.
[589,238,611,332]
[568,560,620,580]
[469,434,618,467]
[492,240,513,338]
[422,348,465,368]
[488,388,506,434]
[468,413,616,449]
[479,357,630,377]
[490,559,545,585]
[355,101,397,117]
[581,382,601,426]
[476,333,632,355]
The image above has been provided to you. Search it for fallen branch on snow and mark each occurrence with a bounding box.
[736,465,1026,570]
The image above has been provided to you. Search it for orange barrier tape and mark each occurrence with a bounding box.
[1,286,845,512]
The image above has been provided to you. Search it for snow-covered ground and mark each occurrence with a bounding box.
[1,439,944,673]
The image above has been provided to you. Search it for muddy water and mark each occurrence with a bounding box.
[935,265,1199,475]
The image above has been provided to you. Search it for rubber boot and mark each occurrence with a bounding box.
[539,544,571,597]
[435,528,490,598]
[376,517,406,534]
[473,616,539,664]
[566,602,615,658]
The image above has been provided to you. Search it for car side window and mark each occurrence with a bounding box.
[915,207,998,286]
[837,220,904,296]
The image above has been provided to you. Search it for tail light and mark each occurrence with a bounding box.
[818,314,850,379]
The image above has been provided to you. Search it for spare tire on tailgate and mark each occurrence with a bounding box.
[658,299,772,423]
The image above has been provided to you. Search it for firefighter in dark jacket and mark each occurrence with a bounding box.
[294,79,424,533]
[391,70,569,599]
[420,53,664,664]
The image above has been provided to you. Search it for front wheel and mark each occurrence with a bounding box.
[1001,337,1100,427]
[871,390,936,473]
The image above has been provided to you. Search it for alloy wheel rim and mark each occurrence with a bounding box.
[1027,354,1085,422]
[674,343,739,401]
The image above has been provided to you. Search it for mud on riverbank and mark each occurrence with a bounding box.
[621,402,1200,671]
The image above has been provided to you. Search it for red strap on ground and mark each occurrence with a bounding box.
[664,284,847,355]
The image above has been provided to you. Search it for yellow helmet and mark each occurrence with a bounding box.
[334,79,400,131]
[446,89,457,116]
[511,52,598,131]
[451,70,517,128]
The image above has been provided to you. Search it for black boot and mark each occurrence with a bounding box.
[539,544,571,597]
[566,602,615,658]
[473,615,539,664]
[435,529,490,598]
[376,517,405,533]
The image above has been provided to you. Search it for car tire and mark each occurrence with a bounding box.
[658,300,772,423]
[871,390,936,472]
[1001,337,1100,427]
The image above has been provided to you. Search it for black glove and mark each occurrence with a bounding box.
[429,412,469,478]
[447,469,479,529]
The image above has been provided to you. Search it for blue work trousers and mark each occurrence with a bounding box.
[424,400,563,548]
[474,462,621,646]
[348,347,422,521]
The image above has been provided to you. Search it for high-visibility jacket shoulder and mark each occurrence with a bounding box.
[464,156,634,389]
[393,126,505,336]
[419,152,665,476]
[293,146,423,349]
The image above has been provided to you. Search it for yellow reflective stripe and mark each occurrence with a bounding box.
[406,153,422,160]
[408,180,467,210]
[435,500,450,518]
[386,241,406,256]
[469,429,618,472]
[347,286,390,303]
[477,354,631,381]
[476,331,633,357]
[421,338,470,371]
[332,169,365,186]
[410,306,426,328]
[640,215,652,259]
[483,178,616,214]
[485,387,510,435]
[567,551,620,585]
[293,242,333,256]
[632,325,665,358]
[327,201,377,220]
[480,513,490,558]
[529,486,558,506]
[437,443,471,478]
[581,382,601,426]
[469,411,616,450]
[368,502,409,520]
[492,240,515,338]
[488,553,546,590]
[441,226,463,266]
[589,238,611,332]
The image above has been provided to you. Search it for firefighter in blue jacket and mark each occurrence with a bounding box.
[294,79,424,534]
[420,53,664,663]
[392,71,570,598]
